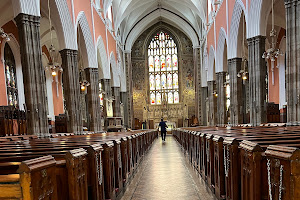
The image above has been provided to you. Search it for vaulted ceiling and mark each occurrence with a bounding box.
[110,0,207,50]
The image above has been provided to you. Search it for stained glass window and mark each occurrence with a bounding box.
[4,44,18,107]
[148,31,179,104]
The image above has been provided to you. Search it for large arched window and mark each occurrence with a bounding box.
[4,43,18,107]
[148,31,179,105]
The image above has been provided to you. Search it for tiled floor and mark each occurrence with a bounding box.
[121,135,216,200]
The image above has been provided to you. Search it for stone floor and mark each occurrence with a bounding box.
[121,135,217,200]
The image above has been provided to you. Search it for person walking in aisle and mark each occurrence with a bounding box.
[159,118,168,141]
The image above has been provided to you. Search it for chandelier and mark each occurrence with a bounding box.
[0,28,10,42]
[262,0,282,61]
[47,0,62,77]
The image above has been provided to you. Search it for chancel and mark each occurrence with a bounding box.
[0,0,299,200]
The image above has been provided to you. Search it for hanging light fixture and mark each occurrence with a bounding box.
[47,0,62,77]
[237,15,248,81]
[262,0,282,61]
[262,0,283,85]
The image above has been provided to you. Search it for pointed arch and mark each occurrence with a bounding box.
[76,11,97,68]
[228,0,247,59]
[96,36,110,79]
[215,27,228,73]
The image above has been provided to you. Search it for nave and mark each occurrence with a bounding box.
[122,135,216,200]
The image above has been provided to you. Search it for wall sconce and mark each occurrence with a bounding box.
[213,90,218,97]
[0,28,10,42]
[80,80,90,91]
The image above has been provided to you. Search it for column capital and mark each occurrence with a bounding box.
[284,0,300,7]
[15,13,40,26]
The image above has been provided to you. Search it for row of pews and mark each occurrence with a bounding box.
[0,130,158,200]
[173,126,300,200]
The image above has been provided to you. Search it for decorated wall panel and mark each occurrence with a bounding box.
[131,22,195,127]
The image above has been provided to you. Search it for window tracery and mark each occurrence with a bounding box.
[148,31,179,105]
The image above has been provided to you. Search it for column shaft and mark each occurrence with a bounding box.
[247,36,267,126]
[125,52,133,128]
[201,87,208,126]
[285,0,300,124]
[228,58,243,125]
[60,49,82,134]
[85,68,102,132]
[207,81,217,126]
[112,87,121,117]
[15,13,48,136]
[216,72,227,126]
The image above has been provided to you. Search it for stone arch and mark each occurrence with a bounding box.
[207,45,216,81]
[76,11,97,68]
[109,52,120,87]
[215,27,228,73]
[96,36,110,79]
[12,0,40,17]
[14,0,77,50]
[1,34,25,110]
[248,0,264,38]
[228,0,247,59]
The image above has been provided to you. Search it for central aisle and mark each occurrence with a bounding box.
[121,135,216,200]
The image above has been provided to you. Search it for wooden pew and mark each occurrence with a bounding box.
[0,156,58,199]
[0,130,158,200]
[87,144,105,200]
[265,145,300,200]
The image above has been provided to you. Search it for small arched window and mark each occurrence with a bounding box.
[148,31,179,105]
[4,43,18,107]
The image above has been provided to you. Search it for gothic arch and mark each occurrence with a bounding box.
[228,0,247,59]
[125,9,199,51]
[215,27,228,73]
[96,36,110,79]
[76,11,97,68]
[13,0,77,50]
[207,45,215,81]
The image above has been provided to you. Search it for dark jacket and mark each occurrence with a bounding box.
[159,121,168,132]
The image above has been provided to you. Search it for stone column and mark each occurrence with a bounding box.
[102,79,113,118]
[112,87,121,117]
[247,36,267,126]
[120,92,128,128]
[125,52,134,128]
[15,13,49,136]
[216,71,227,126]
[194,47,203,124]
[285,0,300,125]
[200,87,208,126]
[85,68,101,132]
[60,49,82,134]
[228,58,243,126]
[207,81,217,126]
